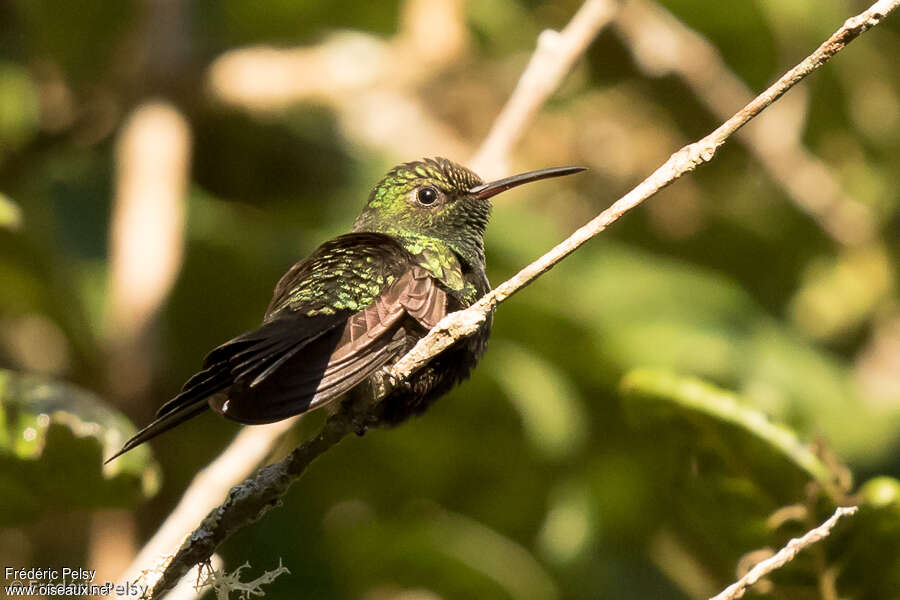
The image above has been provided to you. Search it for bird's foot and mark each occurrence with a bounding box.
[371,369,399,400]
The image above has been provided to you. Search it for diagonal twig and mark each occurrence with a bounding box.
[144,0,900,596]
[387,0,899,385]
[709,506,858,600]
[613,0,876,246]
[469,0,618,177]
[124,1,611,595]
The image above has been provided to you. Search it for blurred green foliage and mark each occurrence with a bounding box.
[1,0,900,598]
[0,370,158,524]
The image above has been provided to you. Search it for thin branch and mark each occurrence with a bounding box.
[118,420,296,590]
[94,101,191,588]
[148,409,355,597]
[614,0,875,246]
[126,1,608,594]
[144,0,899,595]
[469,0,617,178]
[389,0,900,383]
[709,506,858,600]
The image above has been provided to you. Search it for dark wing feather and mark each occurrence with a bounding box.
[104,313,346,463]
[107,232,448,461]
[212,264,448,423]
[157,314,347,417]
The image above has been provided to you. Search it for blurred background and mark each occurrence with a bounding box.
[1,0,899,598]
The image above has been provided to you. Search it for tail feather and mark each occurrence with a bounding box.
[105,314,350,463]
[154,363,229,420]
[105,397,209,464]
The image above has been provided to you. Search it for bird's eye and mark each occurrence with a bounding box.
[416,186,439,206]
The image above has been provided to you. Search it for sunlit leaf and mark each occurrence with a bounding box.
[620,368,840,501]
[838,477,900,597]
[521,241,900,465]
[0,369,160,524]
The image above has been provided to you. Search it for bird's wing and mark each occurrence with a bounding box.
[212,259,449,423]
[105,310,351,463]
[151,311,348,421]
[107,232,455,461]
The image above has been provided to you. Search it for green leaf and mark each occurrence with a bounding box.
[516,240,898,466]
[620,368,839,501]
[838,477,900,597]
[619,370,900,598]
[860,476,900,513]
[0,369,160,524]
[618,369,855,588]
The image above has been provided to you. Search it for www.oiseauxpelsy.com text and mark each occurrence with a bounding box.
[3,567,147,597]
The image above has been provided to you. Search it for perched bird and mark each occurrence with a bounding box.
[107,157,584,462]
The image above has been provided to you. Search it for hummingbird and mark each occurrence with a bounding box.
[107,157,584,462]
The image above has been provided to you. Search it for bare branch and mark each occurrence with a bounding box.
[614,0,875,246]
[709,506,858,600]
[148,409,355,597]
[118,420,296,591]
[470,0,617,178]
[96,102,191,588]
[390,0,900,384]
[126,2,609,594]
[141,0,899,596]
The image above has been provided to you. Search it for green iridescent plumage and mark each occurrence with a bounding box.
[107,157,584,462]
[354,157,490,279]
[266,238,400,318]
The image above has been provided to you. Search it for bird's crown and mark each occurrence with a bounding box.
[353,156,585,270]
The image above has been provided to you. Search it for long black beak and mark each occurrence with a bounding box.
[469,165,586,200]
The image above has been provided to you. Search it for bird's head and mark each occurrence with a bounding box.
[353,157,584,269]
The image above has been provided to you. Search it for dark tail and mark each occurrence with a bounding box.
[104,318,326,463]
[104,400,209,464]
[104,363,232,463]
